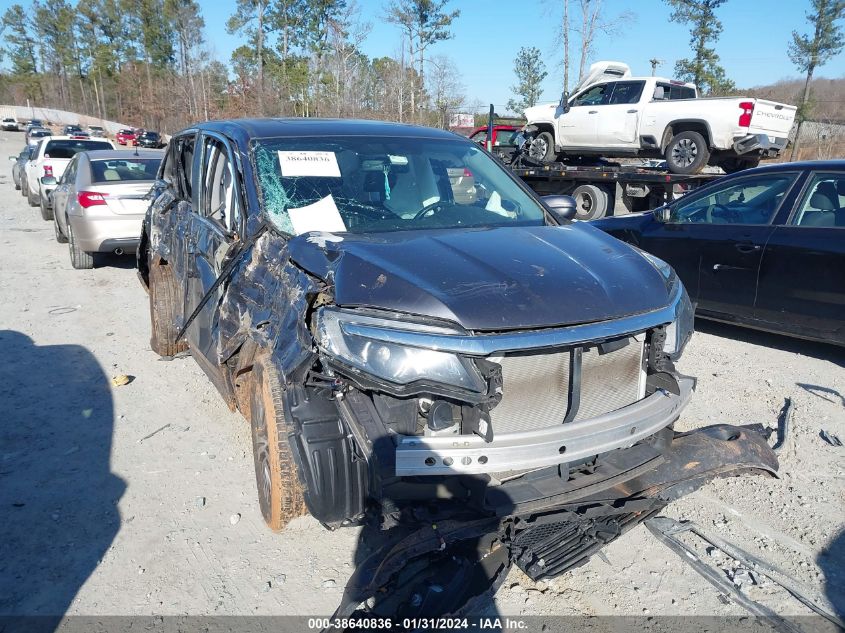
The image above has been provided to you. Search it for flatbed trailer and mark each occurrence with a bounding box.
[511,163,723,219]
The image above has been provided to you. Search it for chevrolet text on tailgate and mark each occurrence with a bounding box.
[524,61,797,174]
[139,119,778,617]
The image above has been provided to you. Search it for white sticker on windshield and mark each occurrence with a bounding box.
[288,195,346,235]
[278,151,341,178]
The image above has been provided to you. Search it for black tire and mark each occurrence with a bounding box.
[20,177,27,198]
[39,195,53,221]
[571,184,610,220]
[249,358,308,531]
[529,131,557,163]
[14,179,20,191]
[719,156,760,174]
[54,215,68,243]
[664,131,710,175]
[67,222,94,269]
[148,262,188,357]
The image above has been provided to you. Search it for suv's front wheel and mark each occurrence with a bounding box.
[249,359,308,531]
[148,262,188,357]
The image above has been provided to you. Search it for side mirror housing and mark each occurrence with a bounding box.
[543,195,578,223]
[8,155,17,161]
[40,176,57,186]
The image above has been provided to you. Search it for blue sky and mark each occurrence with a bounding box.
[199,0,845,113]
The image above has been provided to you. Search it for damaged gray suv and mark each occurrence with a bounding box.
[139,120,776,615]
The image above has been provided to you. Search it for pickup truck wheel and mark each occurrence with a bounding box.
[572,184,609,220]
[249,359,308,531]
[39,196,53,221]
[148,262,188,357]
[719,157,760,174]
[664,131,709,174]
[529,131,556,163]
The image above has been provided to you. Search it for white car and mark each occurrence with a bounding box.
[524,61,797,174]
[2,117,20,131]
[24,135,115,220]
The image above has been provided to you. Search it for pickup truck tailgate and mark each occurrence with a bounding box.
[749,100,796,136]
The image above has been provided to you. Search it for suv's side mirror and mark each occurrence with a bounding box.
[8,155,17,162]
[543,195,578,222]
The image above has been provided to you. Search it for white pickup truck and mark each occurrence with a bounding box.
[24,135,114,220]
[524,61,797,174]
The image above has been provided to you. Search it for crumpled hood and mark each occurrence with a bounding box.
[524,103,559,124]
[288,224,671,331]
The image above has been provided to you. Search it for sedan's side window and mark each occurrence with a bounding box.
[791,173,845,228]
[200,137,240,235]
[669,173,798,225]
[62,157,77,184]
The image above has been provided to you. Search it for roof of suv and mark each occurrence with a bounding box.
[188,118,462,145]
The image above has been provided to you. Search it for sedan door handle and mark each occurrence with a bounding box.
[734,243,762,254]
[588,110,598,114]
[627,109,638,113]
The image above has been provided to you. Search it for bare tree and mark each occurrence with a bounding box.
[427,55,464,129]
[788,0,845,159]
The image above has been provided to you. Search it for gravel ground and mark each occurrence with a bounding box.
[0,131,842,623]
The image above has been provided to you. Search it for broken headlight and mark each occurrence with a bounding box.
[640,251,694,360]
[315,308,487,394]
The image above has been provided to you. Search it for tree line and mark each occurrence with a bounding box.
[0,0,464,133]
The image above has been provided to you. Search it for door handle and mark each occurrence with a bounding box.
[588,110,598,114]
[627,109,638,113]
[734,243,761,254]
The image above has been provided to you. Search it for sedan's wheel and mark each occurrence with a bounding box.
[14,179,20,191]
[571,184,610,220]
[148,262,188,357]
[249,359,308,531]
[27,185,39,207]
[67,222,94,269]
[664,131,710,174]
[529,131,557,163]
[54,215,68,243]
[20,178,27,198]
[39,196,53,221]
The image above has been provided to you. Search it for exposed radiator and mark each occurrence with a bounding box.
[489,336,645,435]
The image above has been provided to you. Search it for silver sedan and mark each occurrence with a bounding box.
[50,149,164,269]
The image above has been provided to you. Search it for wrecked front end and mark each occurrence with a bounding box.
[253,241,777,620]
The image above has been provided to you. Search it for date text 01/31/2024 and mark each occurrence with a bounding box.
[306,617,529,629]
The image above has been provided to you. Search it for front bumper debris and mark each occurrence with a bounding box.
[332,423,778,622]
[395,377,693,476]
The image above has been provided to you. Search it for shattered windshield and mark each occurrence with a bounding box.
[251,136,546,235]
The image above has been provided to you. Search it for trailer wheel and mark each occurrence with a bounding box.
[664,131,709,174]
[572,184,609,220]
[529,131,556,163]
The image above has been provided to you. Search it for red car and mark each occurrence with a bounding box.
[116,129,137,145]
[469,125,520,149]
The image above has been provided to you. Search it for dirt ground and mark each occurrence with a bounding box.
[0,131,842,623]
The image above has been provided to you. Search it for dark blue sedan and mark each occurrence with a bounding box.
[594,160,845,346]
